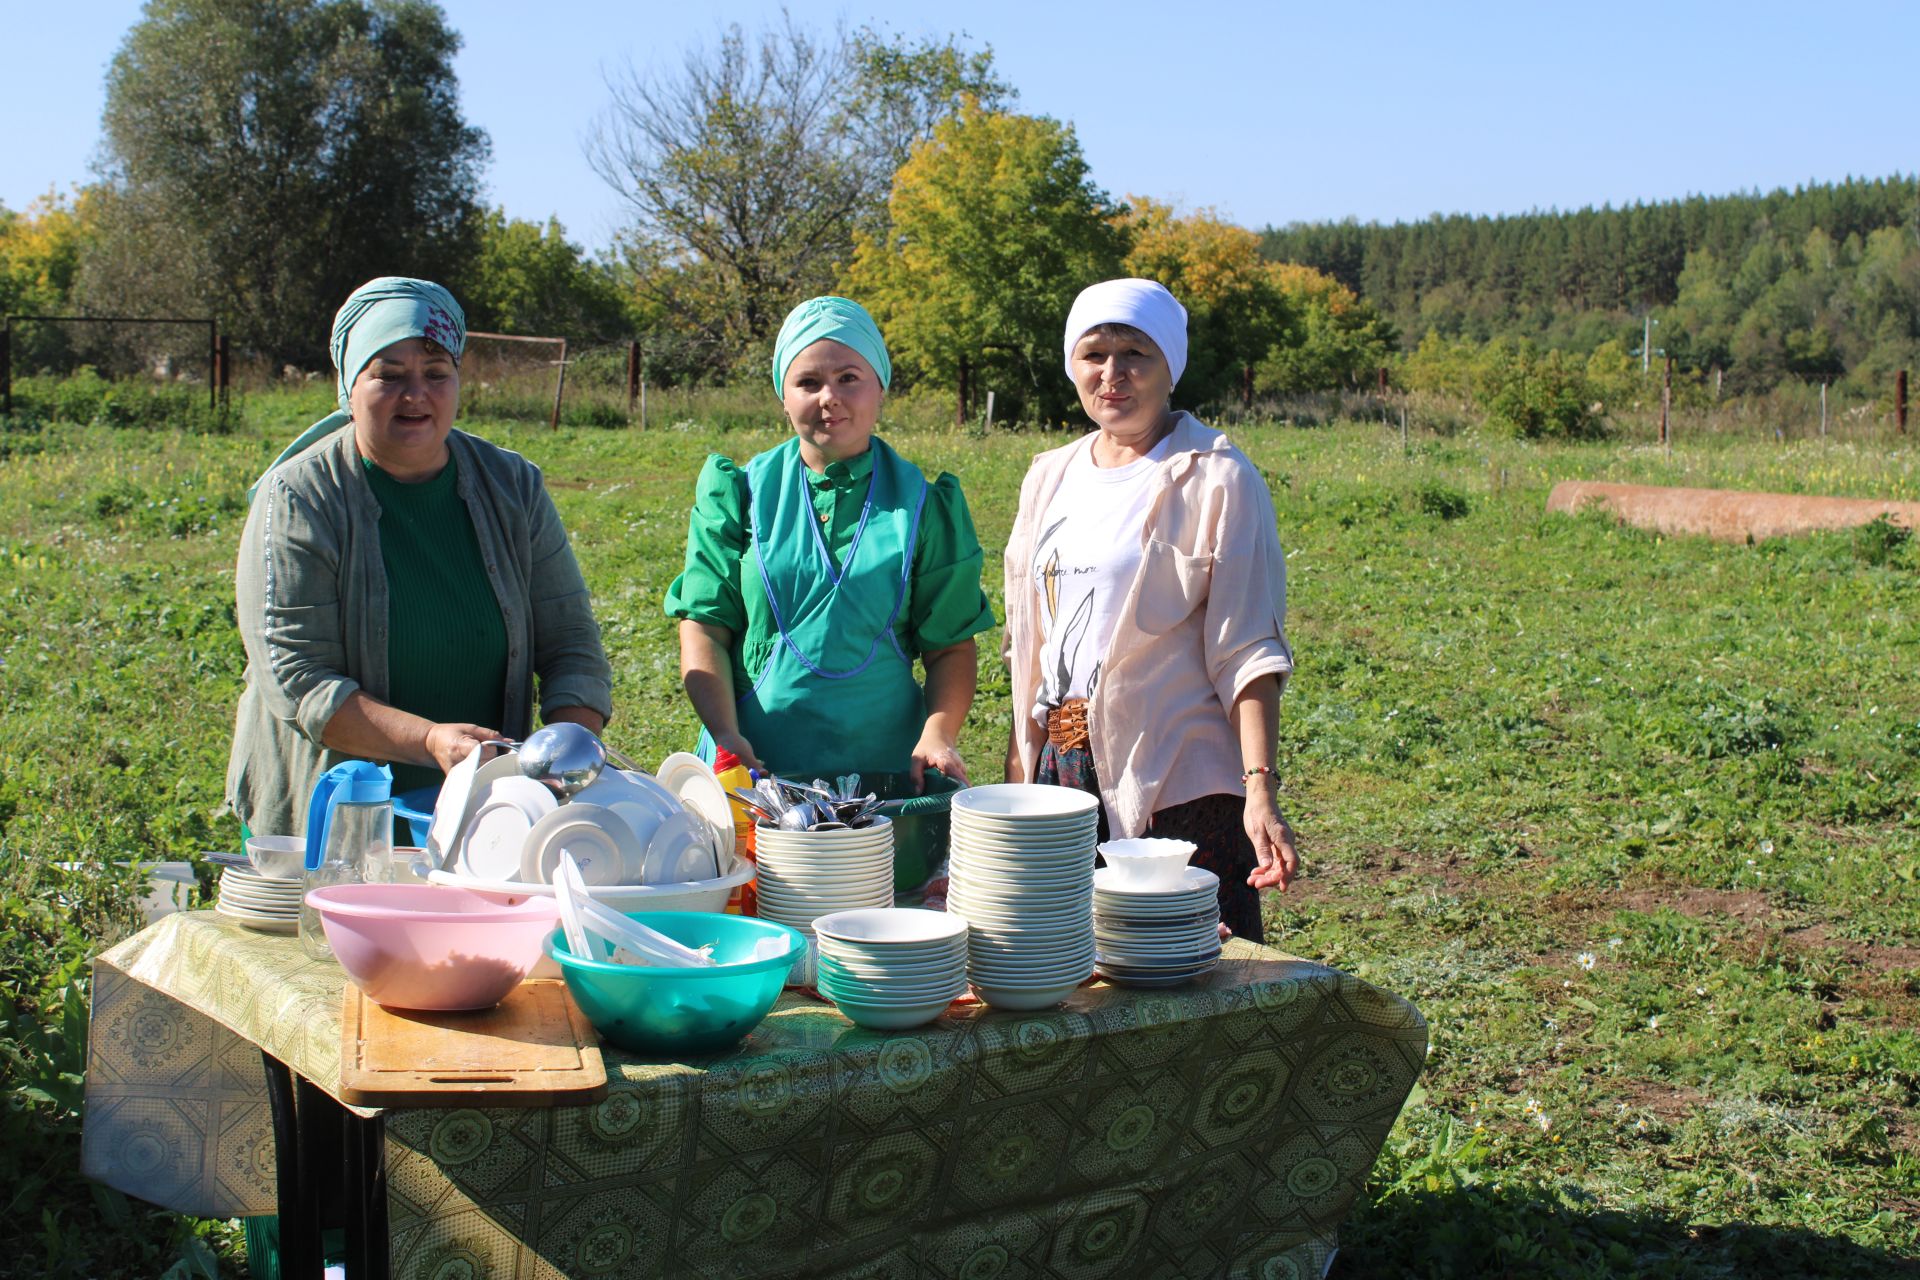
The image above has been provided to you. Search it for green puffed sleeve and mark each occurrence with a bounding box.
[663,454,750,632]
[906,472,997,654]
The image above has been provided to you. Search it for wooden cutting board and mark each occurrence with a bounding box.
[339,980,608,1108]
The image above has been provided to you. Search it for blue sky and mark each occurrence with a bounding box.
[6,1,1915,252]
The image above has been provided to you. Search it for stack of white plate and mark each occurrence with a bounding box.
[1093,865,1223,987]
[753,818,896,985]
[946,784,1098,1010]
[813,908,968,1029]
[215,865,303,934]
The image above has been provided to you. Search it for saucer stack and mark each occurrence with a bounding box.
[753,818,896,985]
[215,865,303,934]
[812,908,968,1029]
[945,784,1097,1010]
[1092,865,1223,987]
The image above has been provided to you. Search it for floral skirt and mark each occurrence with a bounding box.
[1034,741,1265,942]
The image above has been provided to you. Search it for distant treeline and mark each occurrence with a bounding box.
[1261,176,1920,395]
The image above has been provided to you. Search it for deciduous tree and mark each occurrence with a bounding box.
[82,0,487,365]
[588,17,1010,375]
[844,103,1124,423]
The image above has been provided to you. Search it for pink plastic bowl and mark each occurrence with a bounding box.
[306,883,560,1011]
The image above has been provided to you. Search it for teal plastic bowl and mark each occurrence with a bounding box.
[546,912,804,1055]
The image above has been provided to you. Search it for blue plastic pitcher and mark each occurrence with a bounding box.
[300,761,393,960]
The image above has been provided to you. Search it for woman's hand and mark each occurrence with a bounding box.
[713,730,763,773]
[424,722,504,774]
[909,729,968,791]
[1242,774,1300,891]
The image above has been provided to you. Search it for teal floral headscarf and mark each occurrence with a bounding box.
[248,278,468,499]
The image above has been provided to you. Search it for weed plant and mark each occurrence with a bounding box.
[0,396,1915,1276]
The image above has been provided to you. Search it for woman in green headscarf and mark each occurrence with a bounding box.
[665,296,995,785]
[228,277,613,837]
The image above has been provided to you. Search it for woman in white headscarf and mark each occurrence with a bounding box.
[1002,278,1299,938]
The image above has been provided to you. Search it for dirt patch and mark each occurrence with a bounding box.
[1612,886,1773,920]
[1785,924,1920,974]
[1288,845,1487,903]
[1612,1078,1710,1122]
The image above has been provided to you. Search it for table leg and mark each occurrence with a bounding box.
[262,1052,323,1280]
[262,1052,389,1280]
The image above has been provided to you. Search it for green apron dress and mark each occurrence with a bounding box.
[702,437,929,777]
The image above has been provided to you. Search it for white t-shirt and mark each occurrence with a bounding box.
[1030,435,1174,725]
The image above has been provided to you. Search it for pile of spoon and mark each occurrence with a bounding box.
[731,774,881,832]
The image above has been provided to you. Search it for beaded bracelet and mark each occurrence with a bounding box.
[1240,764,1275,783]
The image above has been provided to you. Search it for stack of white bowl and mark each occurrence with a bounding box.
[946,784,1098,1010]
[215,865,302,934]
[753,818,896,985]
[813,908,968,1029]
[1093,863,1223,987]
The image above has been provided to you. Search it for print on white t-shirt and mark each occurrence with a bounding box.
[1031,436,1172,726]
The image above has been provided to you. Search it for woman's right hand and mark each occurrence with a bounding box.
[425,722,504,774]
[713,731,763,773]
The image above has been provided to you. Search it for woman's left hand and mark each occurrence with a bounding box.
[909,730,969,791]
[1242,776,1300,891]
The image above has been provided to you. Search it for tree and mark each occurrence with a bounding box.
[843,102,1126,424]
[1257,262,1397,395]
[82,0,487,366]
[457,210,630,342]
[588,16,1011,376]
[1119,198,1293,406]
[0,190,97,371]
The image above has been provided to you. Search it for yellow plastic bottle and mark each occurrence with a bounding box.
[711,749,757,915]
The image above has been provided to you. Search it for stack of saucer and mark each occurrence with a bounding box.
[753,818,896,985]
[946,784,1097,1010]
[215,865,303,934]
[1092,865,1222,987]
[813,908,968,1030]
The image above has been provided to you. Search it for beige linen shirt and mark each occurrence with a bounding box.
[1003,413,1292,837]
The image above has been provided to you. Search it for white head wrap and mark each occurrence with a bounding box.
[1062,278,1189,387]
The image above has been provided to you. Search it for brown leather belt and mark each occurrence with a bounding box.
[1046,698,1090,751]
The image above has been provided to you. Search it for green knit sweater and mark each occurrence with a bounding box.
[362,454,508,796]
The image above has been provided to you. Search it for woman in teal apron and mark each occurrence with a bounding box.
[665,296,995,786]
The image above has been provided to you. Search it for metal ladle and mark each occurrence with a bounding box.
[518,722,643,798]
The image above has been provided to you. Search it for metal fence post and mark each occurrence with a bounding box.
[626,341,640,420]
[1,324,11,418]
[1899,369,1909,434]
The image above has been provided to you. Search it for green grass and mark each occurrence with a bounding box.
[2,389,1917,1277]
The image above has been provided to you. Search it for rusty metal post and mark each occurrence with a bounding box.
[1241,364,1253,409]
[1377,366,1389,395]
[626,341,640,419]
[1,324,11,418]
[215,334,230,410]
[208,320,218,410]
[548,340,568,430]
[956,357,970,427]
[1660,356,1673,446]
[1899,369,1909,434]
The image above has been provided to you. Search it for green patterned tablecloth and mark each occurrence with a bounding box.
[85,912,1426,1279]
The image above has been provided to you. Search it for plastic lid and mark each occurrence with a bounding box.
[713,748,742,773]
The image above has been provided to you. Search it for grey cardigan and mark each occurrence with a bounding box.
[227,427,613,836]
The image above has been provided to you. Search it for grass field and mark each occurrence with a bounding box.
[1,393,1916,1277]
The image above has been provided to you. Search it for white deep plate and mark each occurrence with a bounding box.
[523,803,633,886]
[655,752,737,864]
[951,784,1101,820]
[1092,865,1220,897]
[970,981,1083,1011]
[809,907,963,945]
[458,777,558,880]
[642,811,722,884]
[215,904,298,934]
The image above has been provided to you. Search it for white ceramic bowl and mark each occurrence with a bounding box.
[1096,838,1197,891]
[244,835,306,880]
[813,907,965,943]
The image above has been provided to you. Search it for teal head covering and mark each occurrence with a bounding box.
[771,296,891,394]
[248,277,468,500]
